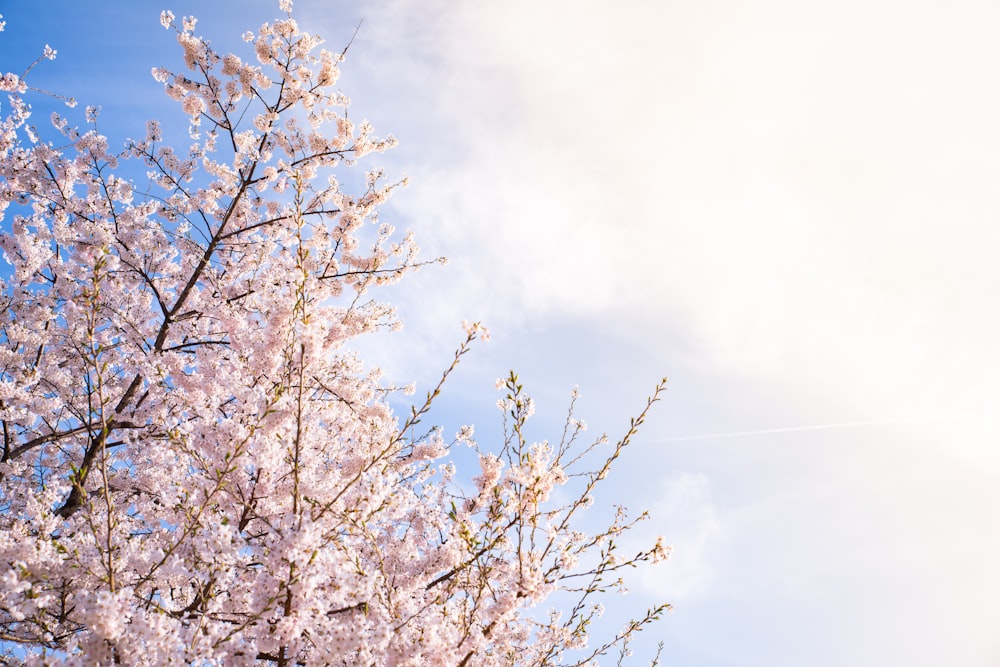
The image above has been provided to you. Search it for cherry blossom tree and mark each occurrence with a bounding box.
[0,3,669,664]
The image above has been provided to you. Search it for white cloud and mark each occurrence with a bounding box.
[337,0,1000,467]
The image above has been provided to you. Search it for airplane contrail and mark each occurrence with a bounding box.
[655,413,980,442]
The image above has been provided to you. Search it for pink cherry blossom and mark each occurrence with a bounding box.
[0,4,670,665]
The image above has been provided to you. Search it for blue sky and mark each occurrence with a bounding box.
[3,1,999,664]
